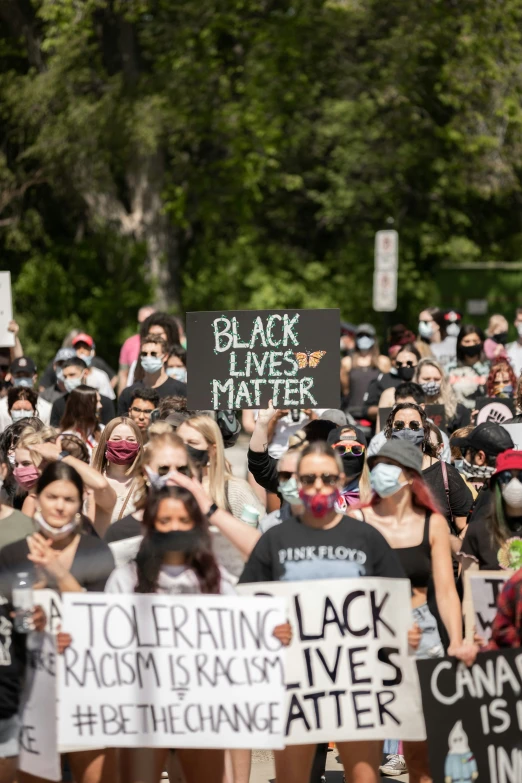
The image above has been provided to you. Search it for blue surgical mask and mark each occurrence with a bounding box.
[141,356,164,374]
[356,336,375,351]
[418,321,434,340]
[56,368,64,383]
[64,377,83,393]
[370,463,407,498]
[11,409,34,422]
[13,377,32,388]
[278,476,301,505]
[79,353,92,367]
[167,366,187,382]
[453,459,464,473]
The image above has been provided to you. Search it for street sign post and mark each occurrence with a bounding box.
[373,230,398,312]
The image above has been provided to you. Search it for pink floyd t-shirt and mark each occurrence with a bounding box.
[238,515,405,584]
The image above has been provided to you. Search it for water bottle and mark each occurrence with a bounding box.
[12,572,33,634]
[241,504,260,528]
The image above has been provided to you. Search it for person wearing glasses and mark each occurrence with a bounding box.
[239,440,405,783]
[383,403,473,546]
[350,439,477,781]
[128,386,160,439]
[117,335,187,417]
[363,343,421,427]
[326,424,372,509]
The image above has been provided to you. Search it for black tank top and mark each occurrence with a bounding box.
[394,512,432,588]
[346,366,380,417]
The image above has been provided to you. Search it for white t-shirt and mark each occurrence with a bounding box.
[0,395,52,434]
[105,561,237,595]
[430,336,457,369]
[85,366,115,400]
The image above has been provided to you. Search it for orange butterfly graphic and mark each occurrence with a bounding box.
[294,350,327,369]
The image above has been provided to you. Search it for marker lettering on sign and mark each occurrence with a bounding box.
[212,315,300,353]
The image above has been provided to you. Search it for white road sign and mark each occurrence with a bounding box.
[0,272,15,347]
[373,230,398,312]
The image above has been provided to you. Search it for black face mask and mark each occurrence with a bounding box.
[460,343,482,358]
[186,445,210,467]
[150,529,203,554]
[341,454,365,480]
[391,428,425,448]
[492,332,508,346]
[397,366,415,381]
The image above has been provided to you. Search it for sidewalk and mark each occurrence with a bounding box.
[250,750,408,782]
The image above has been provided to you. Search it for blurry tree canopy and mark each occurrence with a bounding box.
[3,0,522,366]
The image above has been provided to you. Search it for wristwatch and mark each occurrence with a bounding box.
[206,502,219,520]
[58,450,70,461]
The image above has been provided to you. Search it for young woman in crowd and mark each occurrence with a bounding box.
[239,441,406,783]
[350,440,476,782]
[446,325,489,409]
[340,323,390,419]
[13,427,58,516]
[165,344,187,383]
[59,385,103,453]
[0,461,116,783]
[91,417,144,532]
[413,358,470,432]
[483,314,509,362]
[7,387,38,423]
[376,343,421,416]
[417,307,456,368]
[382,403,473,546]
[485,359,517,399]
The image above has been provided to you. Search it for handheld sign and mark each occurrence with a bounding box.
[239,578,425,744]
[58,593,287,749]
[0,272,15,348]
[469,570,511,642]
[417,650,522,783]
[186,309,340,410]
[476,397,515,426]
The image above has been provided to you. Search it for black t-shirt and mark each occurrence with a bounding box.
[50,392,115,427]
[422,460,473,530]
[118,378,187,416]
[238,515,405,583]
[104,513,141,543]
[0,597,26,719]
[460,514,499,570]
[362,373,401,419]
[0,535,115,598]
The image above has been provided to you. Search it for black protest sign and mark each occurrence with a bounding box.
[476,397,515,426]
[186,309,340,410]
[417,650,522,783]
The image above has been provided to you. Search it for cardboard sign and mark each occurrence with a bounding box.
[186,309,340,410]
[469,570,511,642]
[0,272,15,348]
[476,397,515,426]
[19,590,62,782]
[379,404,447,433]
[58,593,287,749]
[417,650,522,783]
[238,578,425,744]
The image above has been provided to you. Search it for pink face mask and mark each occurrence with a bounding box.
[105,439,140,465]
[13,465,40,490]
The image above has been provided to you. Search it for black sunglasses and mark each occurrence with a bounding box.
[396,360,415,368]
[393,420,422,431]
[157,464,190,476]
[278,471,295,483]
[299,473,339,487]
[496,470,522,486]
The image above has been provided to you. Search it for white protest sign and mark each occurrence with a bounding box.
[0,272,15,348]
[502,423,522,450]
[469,570,511,642]
[58,593,287,749]
[238,578,426,744]
[19,590,62,781]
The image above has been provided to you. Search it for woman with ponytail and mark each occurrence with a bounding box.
[350,440,476,782]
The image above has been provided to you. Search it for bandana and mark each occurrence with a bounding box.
[462,458,495,480]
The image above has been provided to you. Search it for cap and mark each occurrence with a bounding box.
[451,422,514,456]
[327,425,367,448]
[444,310,462,323]
[10,357,36,375]
[493,449,522,477]
[368,440,423,476]
[341,321,357,336]
[318,409,348,427]
[54,347,77,364]
[72,333,94,348]
[356,323,376,337]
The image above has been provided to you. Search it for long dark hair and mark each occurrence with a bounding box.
[36,461,84,499]
[135,486,221,595]
[60,385,99,440]
[384,402,436,457]
[456,324,486,364]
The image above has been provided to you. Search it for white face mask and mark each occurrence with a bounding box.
[144,465,174,490]
[34,510,80,540]
[11,410,34,422]
[517,323,522,338]
[501,478,522,510]
[166,366,187,382]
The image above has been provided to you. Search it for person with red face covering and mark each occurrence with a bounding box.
[91,417,144,535]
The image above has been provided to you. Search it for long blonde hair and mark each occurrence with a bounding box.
[182,415,234,511]
[16,427,58,467]
[414,358,457,421]
[91,417,144,477]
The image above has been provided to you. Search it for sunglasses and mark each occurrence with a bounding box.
[278,471,295,483]
[140,350,162,358]
[129,406,154,416]
[396,360,415,368]
[496,470,522,486]
[393,420,422,431]
[157,464,191,476]
[333,442,365,456]
[299,473,339,487]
